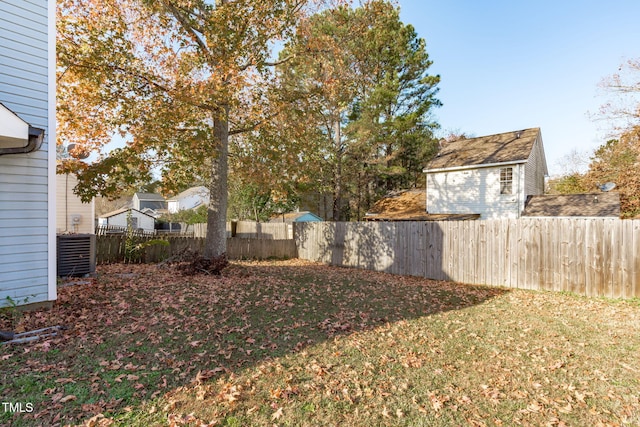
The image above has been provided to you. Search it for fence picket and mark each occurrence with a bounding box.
[96,236,296,263]
[294,219,640,299]
[96,219,640,299]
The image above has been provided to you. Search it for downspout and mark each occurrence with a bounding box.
[0,127,44,156]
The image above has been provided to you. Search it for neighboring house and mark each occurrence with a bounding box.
[98,208,156,232]
[522,193,621,218]
[270,211,324,223]
[56,173,95,234]
[132,192,167,217]
[0,1,56,308]
[167,186,209,213]
[364,189,480,221]
[424,128,548,219]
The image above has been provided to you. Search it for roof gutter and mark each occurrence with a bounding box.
[0,126,44,156]
[423,159,527,174]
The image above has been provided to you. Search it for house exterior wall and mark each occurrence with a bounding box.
[56,173,94,234]
[168,187,209,213]
[524,137,546,198]
[133,193,167,211]
[426,164,525,219]
[103,210,155,231]
[0,0,56,307]
[168,194,206,213]
[181,193,207,210]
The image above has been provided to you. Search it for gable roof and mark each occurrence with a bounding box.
[99,207,156,219]
[426,128,541,171]
[522,193,621,218]
[134,192,165,201]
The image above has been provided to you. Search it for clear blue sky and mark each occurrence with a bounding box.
[398,0,640,175]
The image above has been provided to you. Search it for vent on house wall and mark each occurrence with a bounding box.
[57,234,96,277]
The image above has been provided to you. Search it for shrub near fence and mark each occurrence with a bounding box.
[96,235,206,263]
[96,236,296,263]
[294,219,640,299]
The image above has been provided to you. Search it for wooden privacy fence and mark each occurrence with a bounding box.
[295,219,640,299]
[183,222,293,239]
[227,238,297,260]
[96,235,296,263]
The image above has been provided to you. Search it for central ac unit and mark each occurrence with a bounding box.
[57,234,96,277]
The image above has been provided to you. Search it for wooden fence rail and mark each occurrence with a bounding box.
[96,219,640,299]
[182,221,293,239]
[230,221,293,239]
[96,236,296,264]
[294,219,640,299]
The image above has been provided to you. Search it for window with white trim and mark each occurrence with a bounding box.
[500,167,513,195]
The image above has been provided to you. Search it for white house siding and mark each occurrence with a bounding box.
[56,174,95,234]
[168,186,209,213]
[427,164,525,219]
[183,193,204,210]
[103,210,155,232]
[0,0,55,306]
[169,193,205,212]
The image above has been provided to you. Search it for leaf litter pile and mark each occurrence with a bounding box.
[1,260,639,426]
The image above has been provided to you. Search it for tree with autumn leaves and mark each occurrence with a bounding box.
[582,129,640,217]
[551,131,640,218]
[57,0,309,258]
[57,0,441,258]
[588,59,640,217]
[230,0,441,220]
[550,59,640,217]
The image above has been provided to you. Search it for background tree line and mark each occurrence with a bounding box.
[550,59,640,218]
[228,0,441,221]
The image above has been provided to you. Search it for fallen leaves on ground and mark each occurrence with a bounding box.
[1,260,639,426]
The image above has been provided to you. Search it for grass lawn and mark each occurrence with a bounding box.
[1,260,639,426]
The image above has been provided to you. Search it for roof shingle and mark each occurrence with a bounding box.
[522,193,621,217]
[426,128,541,170]
[365,189,480,221]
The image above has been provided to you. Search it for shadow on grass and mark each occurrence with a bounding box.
[0,261,508,426]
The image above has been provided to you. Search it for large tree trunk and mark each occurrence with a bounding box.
[205,108,229,258]
[332,117,343,221]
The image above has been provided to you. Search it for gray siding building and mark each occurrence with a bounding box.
[0,0,56,307]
